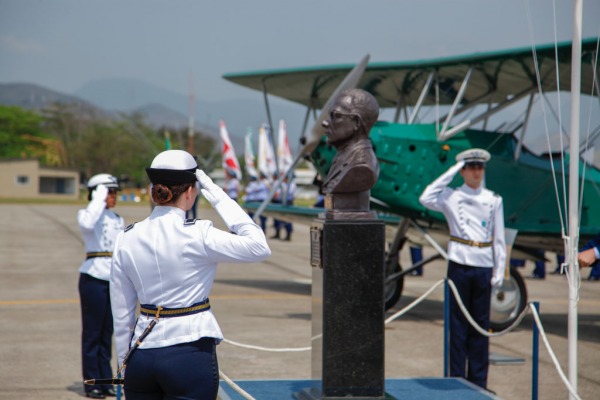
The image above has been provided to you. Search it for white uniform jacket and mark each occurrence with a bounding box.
[110,197,271,365]
[78,200,124,281]
[419,162,506,275]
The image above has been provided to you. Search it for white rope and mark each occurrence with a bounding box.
[220,278,582,399]
[385,279,445,324]
[446,279,529,337]
[219,370,256,400]
[528,303,581,400]
[524,0,567,238]
[222,338,310,352]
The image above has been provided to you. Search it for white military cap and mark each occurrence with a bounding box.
[456,148,491,164]
[146,150,198,185]
[87,173,119,189]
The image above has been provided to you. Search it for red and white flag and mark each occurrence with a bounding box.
[244,128,258,179]
[219,120,242,180]
[258,123,277,181]
[277,119,293,174]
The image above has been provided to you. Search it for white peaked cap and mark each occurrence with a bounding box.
[87,173,119,188]
[146,150,198,185]
[455,148,491,163]
[150,150,197,170]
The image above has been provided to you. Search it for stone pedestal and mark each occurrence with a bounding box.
[305,218,386,399]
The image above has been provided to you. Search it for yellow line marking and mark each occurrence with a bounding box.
[0,298,79,306]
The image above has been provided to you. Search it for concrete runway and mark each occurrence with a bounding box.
[0,203,598,400]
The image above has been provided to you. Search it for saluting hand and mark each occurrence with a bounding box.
[196,169,226,206]
[92,184,109,202]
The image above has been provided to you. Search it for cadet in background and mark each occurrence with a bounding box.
[78,174,123,399]
[271,174,295,241]
[243,174,269,232]
[419,148,506,392]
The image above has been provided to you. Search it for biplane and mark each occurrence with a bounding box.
[223,38,600,330]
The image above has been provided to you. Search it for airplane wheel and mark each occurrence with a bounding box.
[384,258,404,311]
[490,267,528,331]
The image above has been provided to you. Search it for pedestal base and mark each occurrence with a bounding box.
[311,219,386,399]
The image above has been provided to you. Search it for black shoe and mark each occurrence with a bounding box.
[86,389,106,399]
[486,388,497,395]
[270,232,281,239]
[103,387,117,397]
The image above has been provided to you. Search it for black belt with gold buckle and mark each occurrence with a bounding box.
[140,299,211,318]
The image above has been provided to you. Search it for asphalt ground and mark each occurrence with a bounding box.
[0,203,599,400]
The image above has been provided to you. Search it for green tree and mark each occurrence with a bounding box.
[0,105,45,159]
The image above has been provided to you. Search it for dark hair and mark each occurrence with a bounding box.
[151,182,193,205]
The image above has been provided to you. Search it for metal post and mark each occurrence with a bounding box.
[567,2,582,399]
[532,302,539,400]
[444,279,450,378]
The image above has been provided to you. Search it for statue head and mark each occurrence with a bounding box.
[322,88,379,146]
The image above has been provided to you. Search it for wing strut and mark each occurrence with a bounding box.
[439,86,535,140]
[514,92,536,160]
[261,80,279,174]
[408,72,435,125]
[439,66,473,139]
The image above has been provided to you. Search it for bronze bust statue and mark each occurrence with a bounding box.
[321,88,379,219]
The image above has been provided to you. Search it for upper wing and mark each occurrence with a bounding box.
[223,38,599,108]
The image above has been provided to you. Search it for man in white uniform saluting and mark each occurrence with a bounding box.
[419,148,506,391]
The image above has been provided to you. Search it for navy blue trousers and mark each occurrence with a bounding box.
[124,338,219,400]
[447,261,492,389]
[78,273,114,393]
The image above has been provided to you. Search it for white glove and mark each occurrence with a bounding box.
[196,169,226,206]
[92,184,108,202]
[491,268,504,288]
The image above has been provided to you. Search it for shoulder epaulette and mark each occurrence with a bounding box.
[125,223,136,232]
[184,218,200,225]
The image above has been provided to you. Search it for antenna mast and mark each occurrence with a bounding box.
[187,72,195,155]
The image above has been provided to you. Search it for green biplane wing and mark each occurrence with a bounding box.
[223,38,598,108]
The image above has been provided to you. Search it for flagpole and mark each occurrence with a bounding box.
[567,1,582,398]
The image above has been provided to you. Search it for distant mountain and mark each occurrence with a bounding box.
[133,103,189,129]
[0,82,105,116]
[75,77,307,153]
[75,78,197,113]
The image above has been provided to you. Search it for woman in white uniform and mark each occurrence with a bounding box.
[78,173,123,399]
[110,150,271,400]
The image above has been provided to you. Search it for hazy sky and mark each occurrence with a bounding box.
[1,0,598,104]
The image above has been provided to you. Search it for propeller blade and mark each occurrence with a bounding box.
[299,53,370,157]
[252,55,370,221]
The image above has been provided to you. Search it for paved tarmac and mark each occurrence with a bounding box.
[0,203,598,400]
